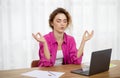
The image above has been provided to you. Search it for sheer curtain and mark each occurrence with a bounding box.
[71,0,119,63]
[0,0,119,70]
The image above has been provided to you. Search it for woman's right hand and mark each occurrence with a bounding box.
[32,32,46,43]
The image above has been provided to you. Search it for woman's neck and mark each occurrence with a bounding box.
[53,31,64,42]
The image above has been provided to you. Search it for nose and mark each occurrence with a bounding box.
[60,23,64,26]
[60,21,65,26]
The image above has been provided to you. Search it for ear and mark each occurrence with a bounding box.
[51,22,54,28]
[51,22,54,26]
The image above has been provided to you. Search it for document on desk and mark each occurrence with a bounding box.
[22,70,65,78]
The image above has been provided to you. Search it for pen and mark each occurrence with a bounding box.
[48,71,56,76]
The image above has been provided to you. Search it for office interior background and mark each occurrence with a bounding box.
[0,0,120,70]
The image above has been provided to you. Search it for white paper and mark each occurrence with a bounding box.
[22,70,65,78]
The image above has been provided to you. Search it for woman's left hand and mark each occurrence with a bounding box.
[82,30,94,42]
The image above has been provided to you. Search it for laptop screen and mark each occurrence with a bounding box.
[71,48,112,76]
[89,48,112,75]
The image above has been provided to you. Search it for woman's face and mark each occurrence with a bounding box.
[51,13,68,33]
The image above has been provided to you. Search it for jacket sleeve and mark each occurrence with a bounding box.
[38,43,54,67]
[69,37,83,64]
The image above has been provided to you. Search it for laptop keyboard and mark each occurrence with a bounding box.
[82,67,89,71]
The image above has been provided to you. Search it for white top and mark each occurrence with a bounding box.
[54,50,63,66]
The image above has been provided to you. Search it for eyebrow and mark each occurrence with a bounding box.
[56,19,67,20]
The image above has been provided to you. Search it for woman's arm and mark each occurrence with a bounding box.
[77,30,94,58]
[32,32,50,60]
[43,41,50,60]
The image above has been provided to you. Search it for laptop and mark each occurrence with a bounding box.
[71,48,112,76]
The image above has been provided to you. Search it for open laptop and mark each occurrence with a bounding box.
[71,48,112,76]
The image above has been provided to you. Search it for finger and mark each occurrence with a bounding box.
[35,32,41,39]
[84,30,89,37]
[32,33,34,36]
[84,30,87,35]
[91,30,94,35]
[32,33,40,41]
[38,32,42,37]
[35,33,40,39]
[32,33,36,38]
[88,31,93,39]
[87,30,94,37]
[90,31,94,37]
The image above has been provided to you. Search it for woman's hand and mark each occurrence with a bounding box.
[77,30,93,58]
[82,30,94,42]
[32,32,46,43]
[32,32,50,60]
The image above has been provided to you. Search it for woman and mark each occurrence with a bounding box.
[32,7,94,67]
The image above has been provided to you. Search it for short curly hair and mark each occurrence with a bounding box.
[49,7,72,29]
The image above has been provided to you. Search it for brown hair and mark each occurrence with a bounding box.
[49,7,72,29]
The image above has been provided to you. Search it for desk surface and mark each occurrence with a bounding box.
[0,60,120,78]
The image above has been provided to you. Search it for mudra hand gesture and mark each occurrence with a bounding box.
[82,30,94,42]
[32,32,46,43]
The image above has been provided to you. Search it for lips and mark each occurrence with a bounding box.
[60,27,64,29]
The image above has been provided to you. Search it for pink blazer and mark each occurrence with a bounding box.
[38,32,83,67]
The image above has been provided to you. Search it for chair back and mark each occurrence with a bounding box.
[31,60,39,67]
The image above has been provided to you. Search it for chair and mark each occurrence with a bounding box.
[31,60,39,67]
